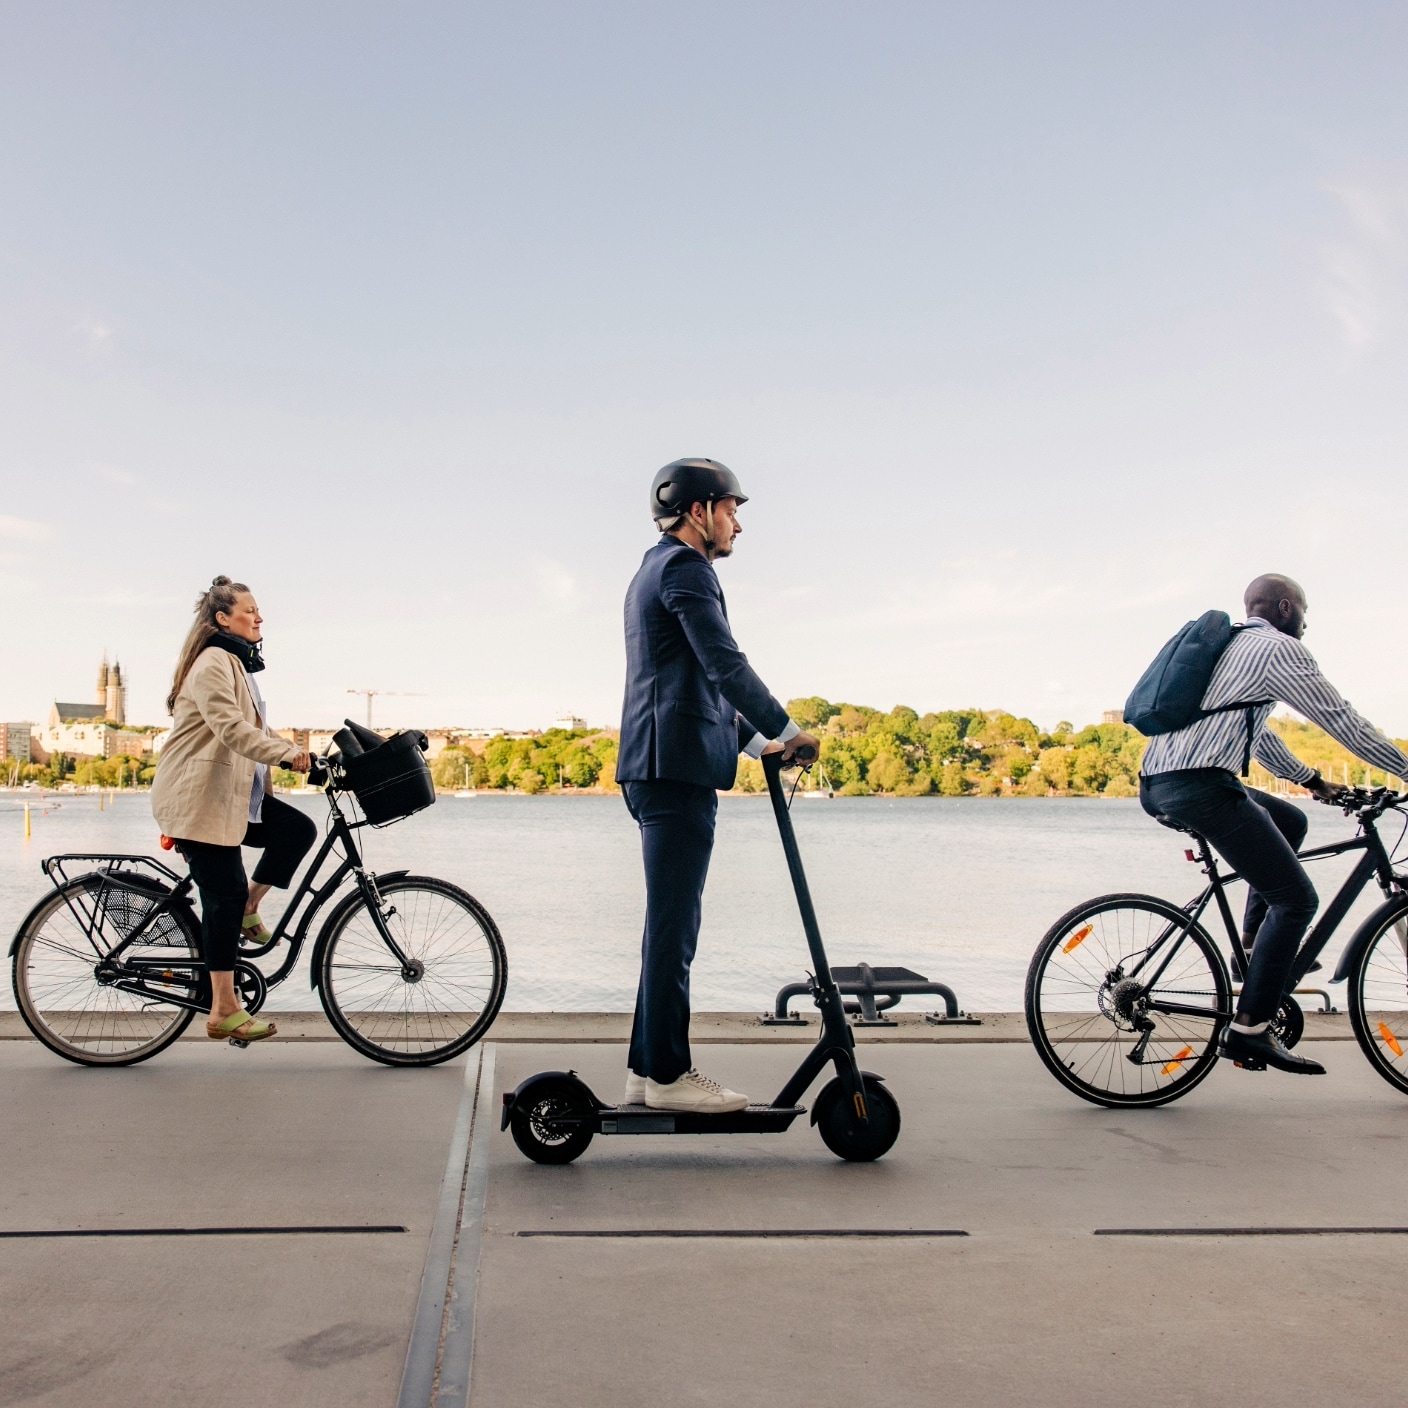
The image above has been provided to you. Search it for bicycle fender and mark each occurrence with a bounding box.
[306,870,410,989]
[9,889,60,956]
[1331,893,1408,984]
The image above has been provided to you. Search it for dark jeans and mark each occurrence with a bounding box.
[176,795,317,971]
[622,778,718,1084]
[1140,769,1317,1024]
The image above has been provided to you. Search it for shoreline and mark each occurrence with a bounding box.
[0,784,1312,801]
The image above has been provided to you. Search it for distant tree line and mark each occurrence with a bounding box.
[425,728,621,795]
[728,699,1147,797]
[14,710,1402,800]
[6,753,155,789]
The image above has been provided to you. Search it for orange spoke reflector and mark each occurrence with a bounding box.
[1063,924,1093,954]
[1160,1046,1194,1076]
[1379,1023,1404,1058]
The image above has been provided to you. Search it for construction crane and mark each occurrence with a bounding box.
[346,689,424,729]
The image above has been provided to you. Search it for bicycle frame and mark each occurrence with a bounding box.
[1129,803,1404,1029]
[34,781,418,1015]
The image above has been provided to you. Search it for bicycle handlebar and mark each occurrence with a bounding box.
[1315,784,1408,820]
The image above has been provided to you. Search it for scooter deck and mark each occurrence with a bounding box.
[597,1104,806,1136]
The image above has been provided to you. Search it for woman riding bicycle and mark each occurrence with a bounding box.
[151,577,315,1045]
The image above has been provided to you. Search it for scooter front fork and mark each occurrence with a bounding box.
[832,1049,871,1124]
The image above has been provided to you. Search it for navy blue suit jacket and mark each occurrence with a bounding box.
[616,535,790,791]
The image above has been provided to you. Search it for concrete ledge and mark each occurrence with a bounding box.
[0,1008,1357,1044]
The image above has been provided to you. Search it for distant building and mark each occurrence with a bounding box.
[552,715,589,731]
[1,722,33,764]
[1102,709,1125,726]
[50,654,128,728]
[36,720,152,759]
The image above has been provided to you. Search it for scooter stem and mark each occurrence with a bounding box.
[762,752,832,981]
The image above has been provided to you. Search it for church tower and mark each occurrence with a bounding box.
[105,660,126,725]
[96,653,110,706]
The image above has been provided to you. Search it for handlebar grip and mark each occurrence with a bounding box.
[790,743,818,764]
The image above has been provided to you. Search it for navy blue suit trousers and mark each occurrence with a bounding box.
[623,779,718,1084]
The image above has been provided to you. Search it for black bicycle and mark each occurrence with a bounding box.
[9,742,507,1068]
[1025,786,1408,1107]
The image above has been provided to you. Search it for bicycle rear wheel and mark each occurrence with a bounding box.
[1346,896,1408,1096]
[12,874,199,1066]
[317,875,507,1067]
[1025,893,1230,1107]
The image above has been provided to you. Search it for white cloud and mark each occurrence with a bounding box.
[81,320,114,349]
[0,515,55,543]
[534,558,578,605]
[1321,172,1408,348]
[94,464,139,486]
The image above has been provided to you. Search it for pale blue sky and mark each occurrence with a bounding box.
[2,3,1406,734]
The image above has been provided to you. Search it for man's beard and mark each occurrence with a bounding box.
[712,538,735,558]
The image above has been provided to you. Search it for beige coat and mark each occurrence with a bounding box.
[151,646,296,846]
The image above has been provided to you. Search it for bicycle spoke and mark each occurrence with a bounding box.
[319,879,505,1064]
[1026,895,1229,1106]
[15,874,198,1065]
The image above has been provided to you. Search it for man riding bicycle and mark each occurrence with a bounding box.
[1140,573,1408,1075]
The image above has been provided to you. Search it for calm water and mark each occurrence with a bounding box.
[3,791,1401,1013]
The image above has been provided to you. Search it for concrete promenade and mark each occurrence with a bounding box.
[3,1017,1406,1406]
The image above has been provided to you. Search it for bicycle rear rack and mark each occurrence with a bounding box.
[43,853,186,891]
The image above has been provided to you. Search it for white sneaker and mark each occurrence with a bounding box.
[622,1071,647,1106]
[645,1068,748,1113]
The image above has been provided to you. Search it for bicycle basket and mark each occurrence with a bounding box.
[339,729,435,826]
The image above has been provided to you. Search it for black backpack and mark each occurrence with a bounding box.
[1124,610,1270,771]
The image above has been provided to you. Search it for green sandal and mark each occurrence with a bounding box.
[241,913,273,945]
[206,1009,277,1043]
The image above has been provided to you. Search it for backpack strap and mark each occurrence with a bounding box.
[1198,620,1275,777]
[1196,699,1275,776]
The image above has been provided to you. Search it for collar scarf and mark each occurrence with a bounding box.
[208,630,266,674]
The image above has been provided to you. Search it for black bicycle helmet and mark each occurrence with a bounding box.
[650,458,748,522]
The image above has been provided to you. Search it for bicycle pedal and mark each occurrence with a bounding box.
[228,1037,251,1050]
[1231,1057,1266,1071]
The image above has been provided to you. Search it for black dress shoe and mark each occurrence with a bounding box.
[1217,1025,1326,1074]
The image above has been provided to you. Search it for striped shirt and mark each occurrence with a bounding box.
[1140,617,1408,783]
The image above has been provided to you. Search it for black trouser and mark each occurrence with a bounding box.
[622,779,717,1085]
[176,795,317,972]
[1140,769,1317,1025]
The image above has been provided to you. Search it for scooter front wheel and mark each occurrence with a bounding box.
[510,1075,596,1165]
[813,1078,900,1162]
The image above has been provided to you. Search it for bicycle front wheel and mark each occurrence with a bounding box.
[317,875,507,1067]
[1347,896,1408,1096]
[1025,893,1230,1107]
[12,874,200,1066]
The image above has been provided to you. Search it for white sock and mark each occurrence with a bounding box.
[1230,1019,1269,1035]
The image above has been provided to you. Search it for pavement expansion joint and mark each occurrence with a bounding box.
[0,1225,406,1239]
[1095,1226,1408,1237]
[513,1228,969,1239]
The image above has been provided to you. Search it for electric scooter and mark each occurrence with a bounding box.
[501,747,901,1164]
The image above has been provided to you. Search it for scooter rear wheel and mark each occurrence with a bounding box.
[813,1078,900,1162]
[510,1075,596,1165]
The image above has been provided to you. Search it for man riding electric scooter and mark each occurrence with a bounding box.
[616,459,819,1113]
